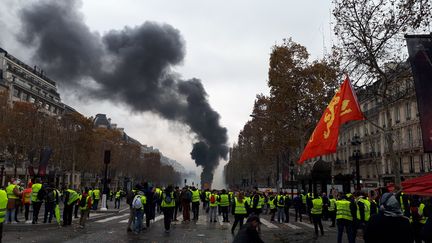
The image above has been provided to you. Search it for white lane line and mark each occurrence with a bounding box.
[285,223,301,229]
[95,213,128,223]
[260,218,279,229]
[119,219,128,223]
[154,215,164,222]
[296,221,315,229]
[218,216,224,226]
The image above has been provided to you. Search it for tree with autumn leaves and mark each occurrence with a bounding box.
[0,91,180,186]
[225,39,340,188]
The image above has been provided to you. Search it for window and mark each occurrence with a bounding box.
[409,156,414,173]
[395,106,400,123]
[22,92,28,101]
[420,155,425,172]
[29,96,35,103]
[408,127,413,147]
[13,88,20,98]
[400,157,403,173]
[406,102,411,120]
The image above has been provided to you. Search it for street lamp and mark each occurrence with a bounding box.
[0,164,4,187]
[351,135,361,191]
[290,160,295,199]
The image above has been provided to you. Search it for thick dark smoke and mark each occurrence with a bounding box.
[17,0,228,185]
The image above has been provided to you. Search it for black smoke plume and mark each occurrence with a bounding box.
[17,0,228,185]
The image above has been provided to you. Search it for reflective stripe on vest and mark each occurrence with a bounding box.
[234,198,247,214]
[191,190,200,202]
[336,200,353,221]
[0,190,7,223]
[219,194,229,207]
[311,198,323,215]
[356,198,371,221]
[6,184,18,199]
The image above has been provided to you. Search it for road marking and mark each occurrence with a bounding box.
[285,223,301,229]
[95,213,128,223]
[260,218,279,229]
[154,215,164,222]
[119,219,128,223]
[119,207,130,213]
[296,221,315,229]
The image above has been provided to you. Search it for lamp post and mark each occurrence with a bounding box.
[0,165,4,187]
[290,160,295,199]
[351,135,361,191]
[100,150,110,211]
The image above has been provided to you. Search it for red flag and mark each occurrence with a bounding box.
[298,77,364,164]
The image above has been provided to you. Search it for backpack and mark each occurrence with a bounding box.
[46,190,55,203]
[133,195,143,209]
[278,196,284,205]
[210,194,216,204]
[79,196,87,207]
[37,188,46,201]
[164,193,172,204]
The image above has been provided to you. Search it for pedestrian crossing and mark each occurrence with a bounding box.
[91,210,336,233]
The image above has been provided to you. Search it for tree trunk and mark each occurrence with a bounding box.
[385,106,401,187]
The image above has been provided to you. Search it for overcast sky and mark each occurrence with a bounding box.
[0,0,334,188]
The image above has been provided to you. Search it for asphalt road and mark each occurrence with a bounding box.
[3,200,365,243]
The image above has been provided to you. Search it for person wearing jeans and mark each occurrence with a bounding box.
[276,193,286,223]
[132,191,146,234]
[208,191,218,222]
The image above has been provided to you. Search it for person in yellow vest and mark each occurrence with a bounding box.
[92,187,100,210]
[115,189,122,209]
[22,182,32,223]
[269,193,277,221]
[161,186,175,233]
[328,194,337,227]
[204,189,211,211]
[63,188,79,226]
[276,191,285,223]
[231,192,248,234]
[336,193,357,243]
[78,188,93,229]
[6,179,21,224]
[311,193,324,238]
[0,188,7,242]
[208,190,219,222]
[219,189,230,222]
[356,192,371,238]
[190,187,200,220]
[31,178,43,224]
[409,195,426,243]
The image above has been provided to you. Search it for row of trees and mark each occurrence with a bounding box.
[225,39,340,188]
[225,0,431,188]
[0,91,181,187]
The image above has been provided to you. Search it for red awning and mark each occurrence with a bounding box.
[402,173,432,196]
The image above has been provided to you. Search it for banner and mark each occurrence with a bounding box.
[406,34,432,152]
[298,77,364,164]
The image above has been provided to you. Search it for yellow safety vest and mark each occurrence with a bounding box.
[219,194,229,207]
[357,198,371,222]
[191,190,200,203]
[336,199,353,221]
[0,190,7,223]
[93,189,100,200]
[161,192,175,207]
[209,194,218,207]
[269,197,276,209]
[6,184,18,199]
[234,198,247,215]
[115,191,121,198]
[277,195,285,207]
[311,197,323,215]
[301,194,307,204]
[67,189,79,205]
[329,198,336,212]
[31,183,42,202]
[419,203,428,224]
[79,195,92,210]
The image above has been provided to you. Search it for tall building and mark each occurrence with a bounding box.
[0,47,74,115]
[328,76,432,192]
